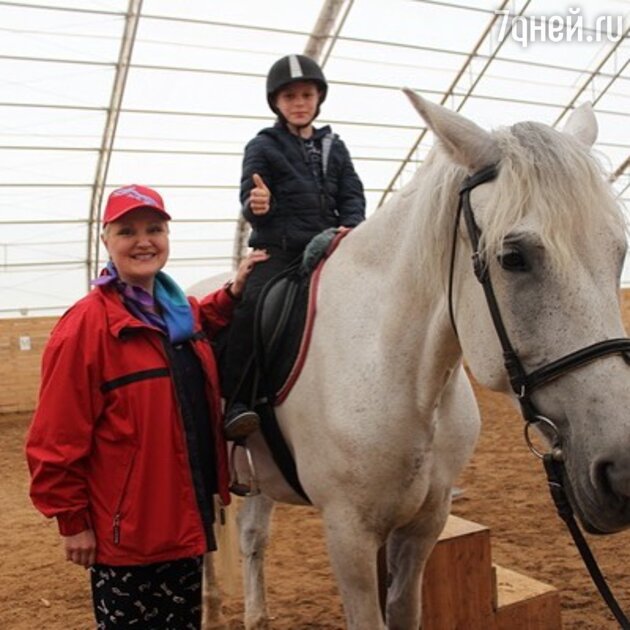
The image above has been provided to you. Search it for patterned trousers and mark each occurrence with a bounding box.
[90,556,203,629]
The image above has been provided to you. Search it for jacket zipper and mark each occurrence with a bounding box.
[112,452,136,544]
[160,338,214,547]
[321,133,337,219]
[298,135,331,221]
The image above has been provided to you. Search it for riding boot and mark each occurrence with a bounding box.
[224,402,260,441]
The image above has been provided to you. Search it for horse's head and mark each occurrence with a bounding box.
[405,89,630,534]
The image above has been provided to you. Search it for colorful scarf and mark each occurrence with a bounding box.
[93,261,194,343]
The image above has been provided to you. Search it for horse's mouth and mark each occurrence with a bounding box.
[561,464,630,535]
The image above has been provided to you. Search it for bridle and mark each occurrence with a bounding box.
[450,164,630,628]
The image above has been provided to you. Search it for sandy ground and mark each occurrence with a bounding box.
[4,296,630,628]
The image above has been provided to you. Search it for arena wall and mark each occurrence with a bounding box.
[2,289,630,415]
[0,316,57,414]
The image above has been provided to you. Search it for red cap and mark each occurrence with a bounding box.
[103,185,171,225]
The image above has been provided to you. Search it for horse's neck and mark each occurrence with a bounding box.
[341,180,442,311]
[328,186,463,394]
[343,189,426,291]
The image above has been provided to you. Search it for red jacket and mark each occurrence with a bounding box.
[26,284,233,566]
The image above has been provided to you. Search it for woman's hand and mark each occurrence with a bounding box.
[249,173,271,215]
[63,529,97,568]
[231,249,270,298]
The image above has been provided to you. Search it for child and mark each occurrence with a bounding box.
[223,53,366,440]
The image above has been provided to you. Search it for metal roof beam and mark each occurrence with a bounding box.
[0,1,123,16]
[86,0,143,288]
[378,0,520,206]
[305,0,353,66]
[3,99,630,124]
[552,24,630,128]
[610,156,630,184]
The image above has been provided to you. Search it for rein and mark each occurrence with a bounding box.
[451,164,630,629]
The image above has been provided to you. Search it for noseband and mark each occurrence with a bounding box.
[450,164,630,628]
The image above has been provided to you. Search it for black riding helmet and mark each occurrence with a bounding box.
[266,54,328,124]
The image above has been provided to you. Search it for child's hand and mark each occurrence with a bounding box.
[249,173,271,215]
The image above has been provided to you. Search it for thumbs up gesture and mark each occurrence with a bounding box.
[249,173,271,215]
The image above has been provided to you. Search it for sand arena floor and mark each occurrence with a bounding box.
[4,294,630,628]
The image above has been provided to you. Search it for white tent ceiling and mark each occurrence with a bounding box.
[1,0,629,315]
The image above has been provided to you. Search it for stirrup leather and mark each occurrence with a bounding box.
[229,441,260,497]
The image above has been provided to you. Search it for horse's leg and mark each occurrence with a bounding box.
[321,504,386,630]
[385,496,451,630]
[238,493,275,630]
[384,368,479,628]
[202,553,227,630]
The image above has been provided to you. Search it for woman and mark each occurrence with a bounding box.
[26,184,267,629]
[222,54,365,439]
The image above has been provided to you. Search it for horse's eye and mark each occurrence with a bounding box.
[497,249,528,271]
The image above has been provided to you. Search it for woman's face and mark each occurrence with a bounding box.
[275,81,320,129]
[101,208,169,293]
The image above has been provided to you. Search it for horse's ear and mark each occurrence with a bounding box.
[562,102,598,148]
[403,88,499,172]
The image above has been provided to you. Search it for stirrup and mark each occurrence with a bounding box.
[229,441,260,497]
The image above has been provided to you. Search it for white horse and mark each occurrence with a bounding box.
[194,92,630,629]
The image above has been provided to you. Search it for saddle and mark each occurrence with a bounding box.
[250,227,350,500]
[255,227,349,404]
[254,262,308,401]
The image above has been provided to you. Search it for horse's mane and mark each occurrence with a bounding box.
[394,121,626,295]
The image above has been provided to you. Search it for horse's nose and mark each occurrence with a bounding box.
[592,448,630,501]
